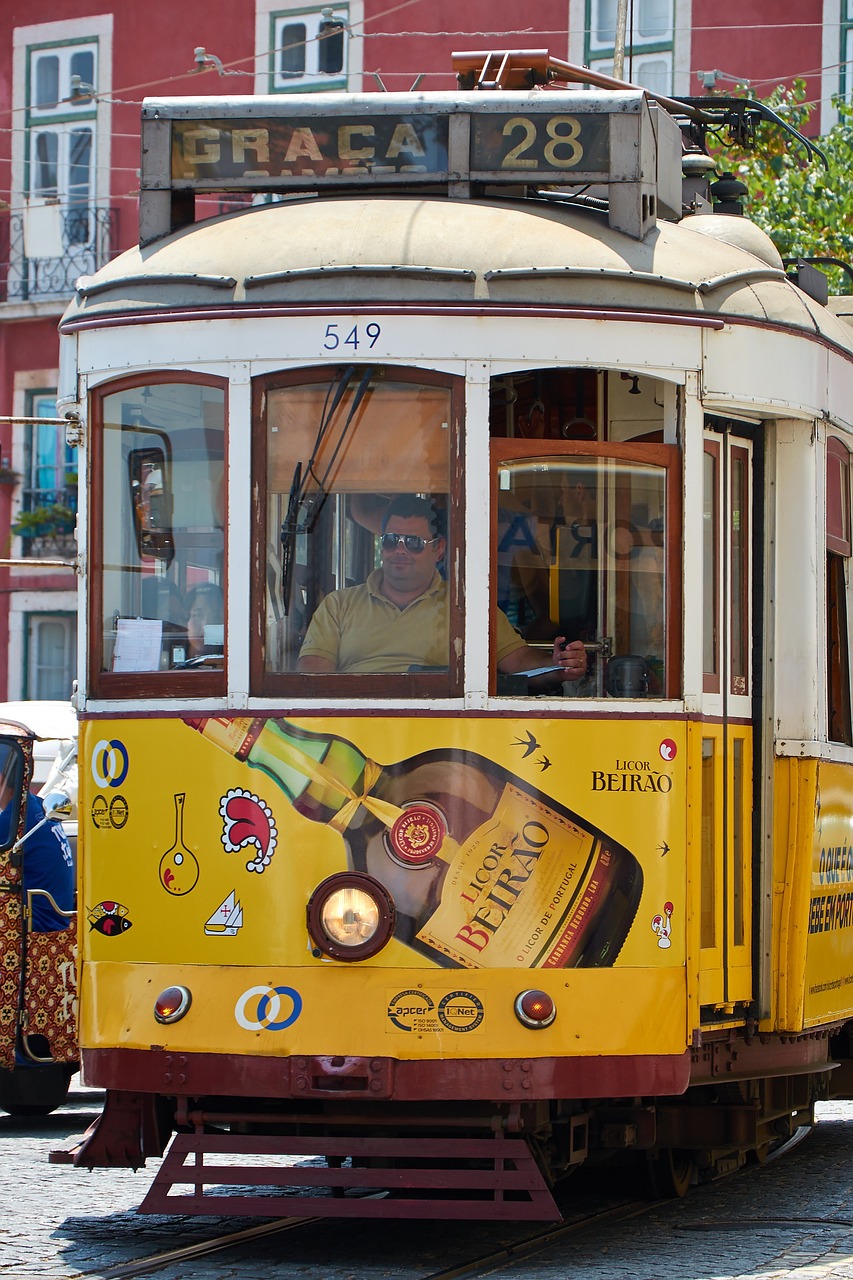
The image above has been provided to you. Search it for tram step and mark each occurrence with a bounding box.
[137,1130,561,1220]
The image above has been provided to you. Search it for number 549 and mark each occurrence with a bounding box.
[323,322,382,351]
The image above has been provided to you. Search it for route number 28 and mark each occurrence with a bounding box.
[501,115,584,169]
[323,322,382,351]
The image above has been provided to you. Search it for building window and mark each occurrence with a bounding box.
[18,391,78,558]
[585,0,674,94]
[27,40,97,243]
[270,6,349,91]
[25,613,77,700]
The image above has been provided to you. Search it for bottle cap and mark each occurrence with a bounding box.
[387,802,447,866]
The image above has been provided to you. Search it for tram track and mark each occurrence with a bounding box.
[420,1198,656,1280]
[55,1123,818,1280]
[72,1213,323,1280]
[63,1195,657,1280]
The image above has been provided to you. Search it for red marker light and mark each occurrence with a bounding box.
[514,989,556,1029]
[154,985,192,1024]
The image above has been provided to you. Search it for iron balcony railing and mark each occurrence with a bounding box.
[0,206,117,303]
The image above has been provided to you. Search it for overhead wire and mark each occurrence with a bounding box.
[0,1,850,211]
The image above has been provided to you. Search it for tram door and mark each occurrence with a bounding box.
[698,422,755,1015]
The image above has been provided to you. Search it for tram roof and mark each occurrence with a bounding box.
[65,195,853,356]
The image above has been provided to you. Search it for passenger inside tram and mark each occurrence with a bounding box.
[185,582,225,663]
[296,495,587,683]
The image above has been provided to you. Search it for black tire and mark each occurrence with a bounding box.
[0,1064,73,1117]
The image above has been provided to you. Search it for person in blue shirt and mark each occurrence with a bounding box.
[20,791,74,931]
[0,759,74,932]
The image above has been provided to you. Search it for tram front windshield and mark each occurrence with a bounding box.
[97,383,225,679]
[262,369,453,681]
[91,365,674,699]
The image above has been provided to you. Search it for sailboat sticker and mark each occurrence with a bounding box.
[205,890,244,936]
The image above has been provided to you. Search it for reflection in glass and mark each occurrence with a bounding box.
[0,741,25,850]
[703,448,718,679]
[99,383,225,676]
[496,456,668,697]
[730,450,748,693]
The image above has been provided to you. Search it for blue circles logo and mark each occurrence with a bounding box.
[234,985,303,1032]
[91,739,129,789]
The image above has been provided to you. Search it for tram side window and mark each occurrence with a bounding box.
[95,382,226,688]
[827,437,852,745]
[256,367,457,694]
[491,449,675,698]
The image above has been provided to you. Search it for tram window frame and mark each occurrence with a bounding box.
[826,436,853,745]
[250,365,464,700]
[489,438,682,699]
[703,440,721,695]
[89,372,228,700]
[729,444,750,697]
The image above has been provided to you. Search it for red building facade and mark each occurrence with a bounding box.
[0,0,847,699]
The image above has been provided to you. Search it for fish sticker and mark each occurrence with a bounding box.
[88,900,133,935]
[220,789,278,873]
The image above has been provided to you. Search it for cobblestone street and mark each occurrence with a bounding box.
[4,1091,853,1280]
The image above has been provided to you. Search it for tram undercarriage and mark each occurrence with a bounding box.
[53,1025,847,1220]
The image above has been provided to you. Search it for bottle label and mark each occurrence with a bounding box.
[388,803,447,866]
[417,782,617,969]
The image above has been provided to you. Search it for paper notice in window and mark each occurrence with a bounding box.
[112,617,163,672]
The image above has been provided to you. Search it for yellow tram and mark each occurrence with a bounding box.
[53,54,853,1217]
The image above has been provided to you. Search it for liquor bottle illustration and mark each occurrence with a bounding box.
[185,716,643,969]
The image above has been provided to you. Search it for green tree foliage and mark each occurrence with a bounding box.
[710,80,853,295]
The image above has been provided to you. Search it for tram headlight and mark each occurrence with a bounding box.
[514,989,557,1029]
[154,985,192,1024]
[307,873,395,961]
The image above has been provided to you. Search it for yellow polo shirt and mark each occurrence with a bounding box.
[299,570,524,673]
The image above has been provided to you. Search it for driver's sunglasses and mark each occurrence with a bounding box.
[380,533,440,553]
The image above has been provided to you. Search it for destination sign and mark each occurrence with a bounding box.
[141,93,666,243]
[170,115,450,182]
[167,109,614,185]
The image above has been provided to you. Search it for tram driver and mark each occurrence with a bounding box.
[297,495,587,683]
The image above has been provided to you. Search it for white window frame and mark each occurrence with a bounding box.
[26,612,78,701]
[10,16,113,305]
[587,0,674,53]
[568,0,684,97]
[590,51,674,96]
[6,592,78,702]
[255,0,364,92]
[28,41,98,117]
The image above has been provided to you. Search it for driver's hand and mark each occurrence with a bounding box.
[553,637,587,679]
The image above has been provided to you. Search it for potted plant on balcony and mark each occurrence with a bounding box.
[11,502,76,557]
[0,465,20,486]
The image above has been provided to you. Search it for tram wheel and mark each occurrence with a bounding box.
[649,1147,695,1198]
[0,1064,72,1117]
